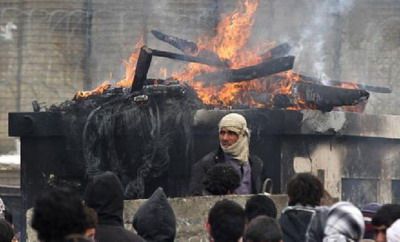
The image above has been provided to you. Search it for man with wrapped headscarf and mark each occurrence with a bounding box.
[189,113,263,195]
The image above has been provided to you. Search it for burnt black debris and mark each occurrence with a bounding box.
[50,81,203,199]
[272,81,370,112]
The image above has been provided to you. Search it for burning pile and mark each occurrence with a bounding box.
[40,0,393,198]
[71,0,390,112]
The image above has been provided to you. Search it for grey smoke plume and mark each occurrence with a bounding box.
[294,0,355,81]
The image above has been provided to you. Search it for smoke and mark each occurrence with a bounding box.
[294,0,355,81]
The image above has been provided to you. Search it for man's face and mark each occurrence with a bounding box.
[219,128,239,148]
[373,225,387,242]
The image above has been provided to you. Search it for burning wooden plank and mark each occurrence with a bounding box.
[151,49,227,67]
[131,46,229,93]
[260,43,291,61]
[272,81,370,112]
[196,56,295,84]
[151,30,198,54]
[131,46,153,92]
[151,30,229,68]
[298,74,392,94]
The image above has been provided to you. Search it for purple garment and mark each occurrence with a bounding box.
[225,154,252,194]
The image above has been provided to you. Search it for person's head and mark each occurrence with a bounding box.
[84,171,124,226]
[244,215,282,242]
[203,164,240,195]
[245,195,277,223]
[361,202,382,239]
[371,204,400,242]
[323,201,365,241]
[0,219,14,242]
[387,219,400,242]
[218,113,249,148]
[287,173,323,207]
[207,199,245,242]
[31,187,87,242]
[133,187,176,242]
[218,113,250,162]
[83,206,97,241]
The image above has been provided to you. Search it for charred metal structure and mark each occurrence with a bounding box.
[9,108,400,205]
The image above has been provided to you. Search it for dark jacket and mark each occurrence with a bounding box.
[305,206,330,242]
[189,147,263,195]
[84,171,144,242]
[279,206,316,242]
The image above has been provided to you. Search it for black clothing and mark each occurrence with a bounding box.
[133,187,176,242]
[305,207,330,242]
[95,225,143,242]
[84,171,144,242]
[189,147,263,195]
[279,206,316,242]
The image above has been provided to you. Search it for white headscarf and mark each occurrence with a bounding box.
[323,202,364,242]
[218,113,250,164]
[0,198,5,219]
[387,219,400,242]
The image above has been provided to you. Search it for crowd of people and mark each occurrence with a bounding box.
[10,171,400,242]
[1,112,399,241]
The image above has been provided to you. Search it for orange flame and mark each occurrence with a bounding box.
[73,0,363,112]
[73,81,111,100]
[74,37,144,100]
[116,36,145,87]
[172,0,263,107]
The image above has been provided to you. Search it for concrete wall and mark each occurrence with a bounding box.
[26,194,288,242]
[1,0,399,151]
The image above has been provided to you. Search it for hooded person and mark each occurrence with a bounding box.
[189,113,263,195]
[279,173,324,242]
[84,171,144,242]
[387,219,400,242]
[132,187,176,242]
[323,202,365,242]
[306,206,330,242]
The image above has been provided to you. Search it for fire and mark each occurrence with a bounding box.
[73,81,111,100]
[73,0,365,112]
[74,37,144,100]
[172,0,263,106]
[116,36,144,87]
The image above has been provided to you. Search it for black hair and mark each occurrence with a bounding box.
[203,164,241,195]
[31,187,87,242]
[0,219,14,242]
[245,195,277,222]
[372,204,400,227]
[244,215,282,242]
[208,199,245,242]
[287,173,323,206]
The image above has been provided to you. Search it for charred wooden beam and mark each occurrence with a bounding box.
[273,81,370,112]
[260,43,291,61]
[196,56,295,84]
[151,30,198,54]
[298,74,392,94]
[151,30,229,68]
[131,46,153,93]
[151,48,227,67]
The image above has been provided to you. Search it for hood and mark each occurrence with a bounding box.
[132,187,176,242]
[306,206,330,242]
[84,171,124,226]
[280,206,316,242]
